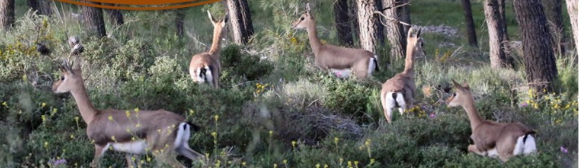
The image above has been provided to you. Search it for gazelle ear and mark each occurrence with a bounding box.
[416,27,422,37]
[207,10,217,25]
[408,27,415,38]
[223,12,229,23]
[72,55,82,70]
[306,3,311,13]
[451,79,462,89]
[462,80,470,90]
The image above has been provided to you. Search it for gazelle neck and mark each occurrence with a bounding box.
[462,97,484,131]
[70,83,99,124]
[403,44,415,74]
[208,27,224,56]
[305,22,323,55]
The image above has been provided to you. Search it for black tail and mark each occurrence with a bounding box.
[392,93,399,107]
[187,122,201,132]
[199,68,207,82]
[373,58,379,72]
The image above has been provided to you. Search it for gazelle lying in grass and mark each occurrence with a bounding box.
[380,27,425,123]
[53,50,204,167]
[189,11,228,88]
[447,80,537,162]
[292,3,379,80]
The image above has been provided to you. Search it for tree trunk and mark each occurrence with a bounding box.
[356,0,381,53]
[81,1,106,38]
[461,0,478,47]
[28,0,39,13]
[39,0,53,16]
[543,0,565,56]
[382,0,405,59]
[175,9,185,39]
[484,0,511,68]
[105,4,124,26]
[513,0,558,92]
[226,0,254,45]
[0,0,15,30]
[350,0,360,42]
[565,0,578,55]
[398,0,411,33]
[334,0,354,46]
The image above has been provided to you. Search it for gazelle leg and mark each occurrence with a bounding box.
[385,107,393,124]
[467,145,486,156]
[125,154,139,168]
[90,144,108,168]
[398,108,405,115]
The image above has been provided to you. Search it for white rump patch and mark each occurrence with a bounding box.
[330,69,352,78]
[384,92,406,117]
[193,66,213,84]
[368,56,378,76]
[174,122,191,150]
[513,134,537,155]
[110,140,148,154]
[486,148,499,157]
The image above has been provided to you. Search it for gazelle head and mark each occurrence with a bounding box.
[207,10,229,37]
[53,51,83,93]
[446,80,473,107]
[407,27,426,58]
[292,3,314,30]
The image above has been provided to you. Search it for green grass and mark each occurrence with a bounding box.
[0,0,577,167]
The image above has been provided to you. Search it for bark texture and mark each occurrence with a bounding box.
[461,0,478,47]
[513,0,558,92]
[175,9,185,38]
[226,0,254,45]
[0,0,15,30]
[82,1,106,37]
[334,0,354,46]
[356,0,381,53]
[382,0,406,59]
[105,4,124,26]
[543,0,565,56]
[565,0,578,55]
[484,0,511,68]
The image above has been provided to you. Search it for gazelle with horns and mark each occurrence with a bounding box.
[447,80,537,162]
[189,10,229,88]
[292,3,379,80]
[380,27,425,123]
[53,46,204,167]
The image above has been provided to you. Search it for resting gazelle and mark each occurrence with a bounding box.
[189,11,228,88]
[447,80,537,161]
[53,46,204,168]
[292,3,379,80]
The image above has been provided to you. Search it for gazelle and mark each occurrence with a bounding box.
[189,10,228,88]
[53,50,204,167]
[447,80,537,162]
[380,27,425,123]
[292,3,379,80]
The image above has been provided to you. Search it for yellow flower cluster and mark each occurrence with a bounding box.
[254,83,269,95]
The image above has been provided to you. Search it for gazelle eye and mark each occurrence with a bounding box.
[60,76,65,81]
[453,93,457,97]
[300,17,304,21]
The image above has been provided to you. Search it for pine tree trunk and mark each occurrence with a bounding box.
[334,0,354,46]
[28,0,39,13]
[81,1,106,38]
[226,0,254,45]
[382,0,405,59]
[175,9,185,39]
[565,0,578,55]
[356,0,380,53]
[105,4,124,26]
[543,0,565,56]
[350,0,360,42]
[0,0,15,30]
[398,0,411,33]
[513,0,558,92]
[484,0,511,68]
[461,0,478,47]
[38,0,53,16]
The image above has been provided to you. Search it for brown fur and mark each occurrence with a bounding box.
[292,3,377,80]
[189,11,228,88]
[380,27,425,123]
[446,80,536,161]
[53,57,203,168]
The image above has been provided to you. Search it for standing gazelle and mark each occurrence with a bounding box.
[189,11,228,88]
[292,3,379,80]
[380,27,425,123]
[53,49,204,167]
[447,80,537,162]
